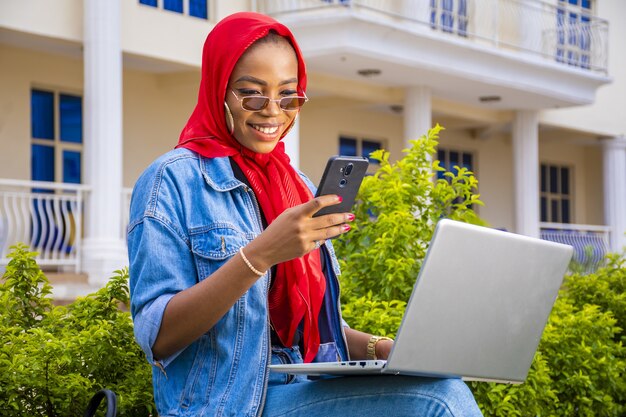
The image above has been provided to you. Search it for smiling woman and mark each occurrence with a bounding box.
[127,11,483,417]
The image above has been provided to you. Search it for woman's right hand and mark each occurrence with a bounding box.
[244,194,355,271]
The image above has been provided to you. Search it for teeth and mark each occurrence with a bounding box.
[253,125,278,134]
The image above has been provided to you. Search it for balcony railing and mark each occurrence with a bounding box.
[0,179,89,273]
[540,222,610,273]
[0,180,134,274]
[257,0,609,74]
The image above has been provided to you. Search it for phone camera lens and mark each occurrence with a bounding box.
[344,163,353,176]
[339,178,347,188]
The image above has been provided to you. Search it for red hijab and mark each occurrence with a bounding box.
[176,12,325,363]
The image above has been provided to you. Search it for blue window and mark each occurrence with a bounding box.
[339,136,357,156]
[437,148,474,180]
[430,0,468,37]
[62,150,81,184]
[540,163,572,223]
[361,140,382,164]
[164,0,183,13]
[31,90,55,140]
[339,136,384,168]
[436,148,475,207]
[31,145,55,182]
[441,0,454,33]
[140,0,209,19]
[31,89,83,184]
[556,0,592,69]
[60,94,82,143]
[190,0,207,19]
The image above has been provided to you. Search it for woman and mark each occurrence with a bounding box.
[128,11,482,417]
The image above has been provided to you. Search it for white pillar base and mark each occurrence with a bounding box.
[82,238,128,287]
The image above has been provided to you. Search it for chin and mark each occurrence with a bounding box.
[254,142,279,154]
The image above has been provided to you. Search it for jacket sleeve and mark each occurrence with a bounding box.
[128,216,196,368]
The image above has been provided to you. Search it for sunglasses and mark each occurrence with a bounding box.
[230,89,308,112]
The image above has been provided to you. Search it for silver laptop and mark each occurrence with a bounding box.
[270,219,573,383]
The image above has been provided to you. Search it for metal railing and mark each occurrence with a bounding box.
[0,179,89,273]
[540,222,610,273]
[257,0,609,74]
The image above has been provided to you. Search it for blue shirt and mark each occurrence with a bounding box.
[127,148,349,417]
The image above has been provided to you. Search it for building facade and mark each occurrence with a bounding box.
[1,0,625,299]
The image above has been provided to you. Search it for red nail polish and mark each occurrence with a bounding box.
[343,224,351,232]
[337,195,343,203]
[347,213,355,221]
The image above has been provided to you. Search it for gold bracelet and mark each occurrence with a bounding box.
[366,335,394,360]
[239,247,265,277]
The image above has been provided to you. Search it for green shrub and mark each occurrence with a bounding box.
[564,253,626,344]
[340,293,406,338]
[0,244,153,417]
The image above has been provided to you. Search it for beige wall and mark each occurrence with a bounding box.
[123,70,199,186]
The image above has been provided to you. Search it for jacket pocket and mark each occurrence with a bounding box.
[190,224,252,280]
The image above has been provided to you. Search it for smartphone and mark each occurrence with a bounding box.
[313,155,369,217]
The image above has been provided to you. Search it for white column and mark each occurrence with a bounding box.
[284,116,300,170]
[602,136,626,253]
[82,0,127,287]
[404,86,432,148]
[512,110,540,238]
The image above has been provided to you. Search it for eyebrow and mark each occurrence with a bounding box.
[234,75,298,86]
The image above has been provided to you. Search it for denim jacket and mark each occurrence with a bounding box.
[127,148,349,417]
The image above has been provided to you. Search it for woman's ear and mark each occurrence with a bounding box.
[224,102,235,135]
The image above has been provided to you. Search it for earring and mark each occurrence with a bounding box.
[224,102,234,135]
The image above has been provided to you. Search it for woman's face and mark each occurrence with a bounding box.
[225,39,300,154]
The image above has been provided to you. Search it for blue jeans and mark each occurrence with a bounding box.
[264,347,483,417]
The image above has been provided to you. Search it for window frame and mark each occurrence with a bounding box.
[556,0,593,69]
[138,0,209,20]
[30,86,83,185]
[540,162,574,224]
[436,146,476,179]
[430,0,469,37]
[435,146,477,210]
[338,134,386,173]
